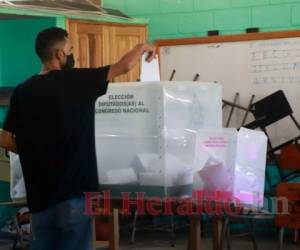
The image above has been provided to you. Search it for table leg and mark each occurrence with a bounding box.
[212,215,224,250]
[293,229,298,243]
[109,209,119,250]
[92,217,97,250]
[189,215,201,250]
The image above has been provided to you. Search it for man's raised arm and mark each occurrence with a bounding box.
[107,43,156,81]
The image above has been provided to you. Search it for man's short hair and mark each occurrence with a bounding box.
[35,27,69,62]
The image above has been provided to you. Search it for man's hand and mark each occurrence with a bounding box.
[143,44,156,63]
[0,130,18,154]
[108,43,157,81]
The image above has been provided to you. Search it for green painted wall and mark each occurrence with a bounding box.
[103,0,300,41]
[0,18,58,87]
[0,17,61,123]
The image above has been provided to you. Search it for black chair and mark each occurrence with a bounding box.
[244,90,300,186]
[220,211,275,250]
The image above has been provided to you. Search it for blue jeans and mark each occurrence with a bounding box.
[31,197,92,250]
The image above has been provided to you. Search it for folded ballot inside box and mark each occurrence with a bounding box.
[95,82,222,197]
[194,128,267,208]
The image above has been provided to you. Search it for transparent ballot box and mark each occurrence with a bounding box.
[194,128,268,208]
[95,82,223,197]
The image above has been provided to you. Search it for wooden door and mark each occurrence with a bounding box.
[68,20,110,68]
[112,26,147,82]
[68,20,147,82]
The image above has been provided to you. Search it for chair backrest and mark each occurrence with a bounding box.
[249,90,293,128]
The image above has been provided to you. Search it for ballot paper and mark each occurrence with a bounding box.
[139,173,165,186]
[106,168,138,185]
[10,152,26,199]
[140,53,160,82]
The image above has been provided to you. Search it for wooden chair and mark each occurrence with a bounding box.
[276,183,300,250]
[277,143,300,182]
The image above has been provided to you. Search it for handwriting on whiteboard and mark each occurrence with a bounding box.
[251,39,300,48]
[250,39,300,85]
[253,76,300,84]
[252,62,300,73]
[251,49,300,61]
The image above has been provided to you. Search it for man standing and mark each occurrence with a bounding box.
[0,27,155,250]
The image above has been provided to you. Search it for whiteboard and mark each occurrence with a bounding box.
[159,36,300,146]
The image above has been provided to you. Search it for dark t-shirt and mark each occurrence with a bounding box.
[3,66,110,213]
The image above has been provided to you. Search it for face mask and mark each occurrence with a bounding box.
[61,53,75,70]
